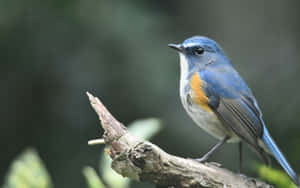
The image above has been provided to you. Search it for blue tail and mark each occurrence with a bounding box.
[262,126,300,187]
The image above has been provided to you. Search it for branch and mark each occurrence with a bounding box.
[86,92,273,188]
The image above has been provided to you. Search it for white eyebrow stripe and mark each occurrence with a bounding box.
[183,43,199,48]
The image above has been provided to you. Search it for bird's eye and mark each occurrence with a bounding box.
[194,47,205,55]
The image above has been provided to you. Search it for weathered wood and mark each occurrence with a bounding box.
[87,92,272,188]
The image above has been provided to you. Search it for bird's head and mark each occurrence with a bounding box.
[168,36,229,70]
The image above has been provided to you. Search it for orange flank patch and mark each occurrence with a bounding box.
[190,73,212,112]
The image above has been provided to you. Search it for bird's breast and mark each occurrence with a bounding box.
[179,71,239,142]
[189,73,212,112]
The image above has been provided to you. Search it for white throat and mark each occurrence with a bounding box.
[179,53,189,97]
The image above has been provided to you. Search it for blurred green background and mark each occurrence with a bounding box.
[1,0,300,187]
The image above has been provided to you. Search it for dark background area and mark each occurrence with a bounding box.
[1,0,300,187]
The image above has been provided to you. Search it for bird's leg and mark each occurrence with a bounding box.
[194,136,229,162]
[238,142,243,173]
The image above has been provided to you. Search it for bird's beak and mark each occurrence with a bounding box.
[168,43,183,52]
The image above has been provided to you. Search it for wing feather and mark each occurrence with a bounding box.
[199,68,263,143]
[215,98,262,147]
[198,65,268,162]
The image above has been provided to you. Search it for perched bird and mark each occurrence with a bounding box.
[168,36,300,187]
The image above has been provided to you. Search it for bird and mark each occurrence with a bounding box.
[168,36,300,187]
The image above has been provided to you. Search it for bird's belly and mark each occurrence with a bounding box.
[184,98,240,143]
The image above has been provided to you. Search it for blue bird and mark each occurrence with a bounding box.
[168,36,300,187]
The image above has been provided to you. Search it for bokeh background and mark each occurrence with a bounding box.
[1,0,300,187]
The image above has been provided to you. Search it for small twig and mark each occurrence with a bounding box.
[88,138,105,145]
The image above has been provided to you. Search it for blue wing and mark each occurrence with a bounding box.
[199,65,300,187]
[199,66,264,149]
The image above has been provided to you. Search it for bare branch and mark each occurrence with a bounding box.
[87,92,273,188]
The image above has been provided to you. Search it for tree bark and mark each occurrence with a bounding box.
[86,92,273,188]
